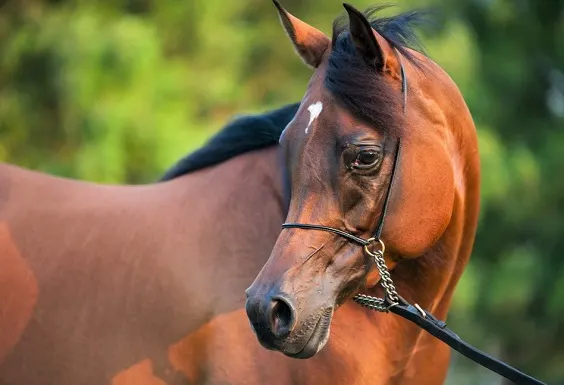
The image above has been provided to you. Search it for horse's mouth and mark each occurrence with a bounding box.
[283,308,334,359]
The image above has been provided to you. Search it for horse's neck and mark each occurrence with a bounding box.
[352,144,479,384]
[163,146,286,303]
[378,150,480,384]
[343,199,475,384]
[167,145,286,215]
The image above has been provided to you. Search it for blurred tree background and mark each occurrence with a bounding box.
[0,0,563,383]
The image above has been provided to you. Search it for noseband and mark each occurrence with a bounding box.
[278,51,545,385]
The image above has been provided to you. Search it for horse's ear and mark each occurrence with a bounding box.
[343,3,400,77]
[273,0,331,68]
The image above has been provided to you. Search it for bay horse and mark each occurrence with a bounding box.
[245,1,484,384]
[0,2,542,385]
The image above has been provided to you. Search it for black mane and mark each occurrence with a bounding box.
[160,103,299,181]
[325,5,431,136]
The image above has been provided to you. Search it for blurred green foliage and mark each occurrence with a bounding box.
[0,0,563,383]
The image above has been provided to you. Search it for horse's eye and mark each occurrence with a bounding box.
[353,149,380,169]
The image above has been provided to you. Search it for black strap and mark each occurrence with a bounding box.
[389,297,546,385]
[373,139,401,240]
[280,223,370,245]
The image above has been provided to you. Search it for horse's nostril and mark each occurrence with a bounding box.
[269,297,296,338]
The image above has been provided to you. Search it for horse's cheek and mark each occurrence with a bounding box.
[387,144,455,257]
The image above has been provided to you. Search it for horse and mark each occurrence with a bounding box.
[245,2,481,385]
[0,2,498,385]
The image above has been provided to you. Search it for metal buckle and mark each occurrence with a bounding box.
[363,238,385,257]
[414,303,427,318]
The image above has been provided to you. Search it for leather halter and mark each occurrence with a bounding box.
[278,51,545,385]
